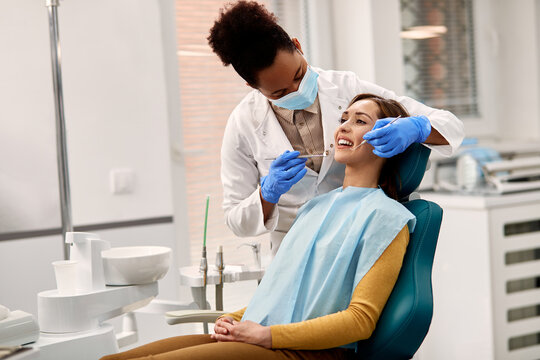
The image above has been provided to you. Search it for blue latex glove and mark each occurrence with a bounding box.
[362,115,431,158]
[260,150,307,204]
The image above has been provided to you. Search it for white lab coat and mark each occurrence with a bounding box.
[221,68,464,253]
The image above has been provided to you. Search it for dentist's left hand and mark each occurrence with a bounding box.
[363,115,431,158]
[211,320,272,348]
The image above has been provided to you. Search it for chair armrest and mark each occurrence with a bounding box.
[165,309,227,325]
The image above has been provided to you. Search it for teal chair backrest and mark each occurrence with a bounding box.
[355,143,443,359]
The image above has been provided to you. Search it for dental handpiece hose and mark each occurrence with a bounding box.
[199,195,210,311]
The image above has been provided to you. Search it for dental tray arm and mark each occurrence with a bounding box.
[165,310,226,325]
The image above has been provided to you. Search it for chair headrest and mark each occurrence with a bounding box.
[396,143,431,201]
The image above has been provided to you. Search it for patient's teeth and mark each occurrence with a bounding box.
[338,139,353,146]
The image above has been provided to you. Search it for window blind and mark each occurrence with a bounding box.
[401,0,478,117]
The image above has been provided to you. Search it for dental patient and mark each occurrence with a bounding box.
[101,93,416,360]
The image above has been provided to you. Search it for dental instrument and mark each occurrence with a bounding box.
[264,153,327,161]
[239,243,262,270]
[261,151,309,204]
[353,115,401,150]
[215,246,224,311]
[239,242,262,284]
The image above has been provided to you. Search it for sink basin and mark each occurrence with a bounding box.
[102,246,171,285]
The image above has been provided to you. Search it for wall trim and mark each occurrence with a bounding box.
[0,216,174,241]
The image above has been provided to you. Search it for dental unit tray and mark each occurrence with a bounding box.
[0,311,39,347]
[482,157,540,194]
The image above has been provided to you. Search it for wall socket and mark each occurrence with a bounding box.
[110,168,135,195]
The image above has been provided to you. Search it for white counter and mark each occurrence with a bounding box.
[416,190,540,360]
[422,189,540,209]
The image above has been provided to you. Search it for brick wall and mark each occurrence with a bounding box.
[175,0,269,269]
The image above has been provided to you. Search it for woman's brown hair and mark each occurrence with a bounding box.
[348,93,410,200]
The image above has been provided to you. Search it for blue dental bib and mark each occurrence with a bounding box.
[242,187,416,349]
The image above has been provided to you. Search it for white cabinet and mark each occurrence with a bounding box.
[416,191,540,360]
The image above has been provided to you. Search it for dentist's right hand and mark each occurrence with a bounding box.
[260,150,307,204]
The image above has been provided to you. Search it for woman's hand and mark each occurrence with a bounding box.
[213,316,234,335]
[211,320,272,349]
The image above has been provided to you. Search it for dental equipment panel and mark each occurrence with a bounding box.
[176,195,265,335]
[482,157,540,193]
[38,283,158,333]
[34,231,172,360]
[179,264,265,312]
[65,232,110,292]
[188,195,264,317]
[425,141,540,194]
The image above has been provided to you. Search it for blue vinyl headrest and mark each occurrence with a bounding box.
[396,143,431,201]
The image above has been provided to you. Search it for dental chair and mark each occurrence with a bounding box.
[355,143,442,359]
[166,143,442,360]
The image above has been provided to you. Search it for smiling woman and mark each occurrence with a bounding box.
[335,94,410,200]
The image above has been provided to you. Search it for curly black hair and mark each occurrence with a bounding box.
[207,1,296,86]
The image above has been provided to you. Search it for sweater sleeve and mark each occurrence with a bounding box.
[270,225,410,350]
[220,307,246,322]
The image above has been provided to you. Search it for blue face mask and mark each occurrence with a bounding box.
[270,65,319,110]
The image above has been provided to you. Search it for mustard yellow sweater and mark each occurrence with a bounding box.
[222,226,409,350]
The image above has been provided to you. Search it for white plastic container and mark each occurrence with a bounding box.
[52,260,78,295]
[102,246,171,285]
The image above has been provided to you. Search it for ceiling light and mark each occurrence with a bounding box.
[400,25,448,39]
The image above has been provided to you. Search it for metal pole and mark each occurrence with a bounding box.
[46,0,73,260]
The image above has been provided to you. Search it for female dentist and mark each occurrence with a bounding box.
[208,1,464,254]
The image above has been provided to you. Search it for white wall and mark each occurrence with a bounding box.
[58,0,173,225]
[331,0,403,93]
[491,0,540,141]
[0,0,178,228]
[0,0,61,233]
[0,0,189,344]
